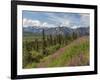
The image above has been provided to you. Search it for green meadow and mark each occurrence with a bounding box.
[23,32,89,68]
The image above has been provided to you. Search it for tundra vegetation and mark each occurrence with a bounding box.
[22,27,89,69]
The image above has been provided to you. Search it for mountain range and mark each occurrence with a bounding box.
[23,26,89,37]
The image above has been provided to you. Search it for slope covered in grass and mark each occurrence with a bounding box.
[37,36,89,67]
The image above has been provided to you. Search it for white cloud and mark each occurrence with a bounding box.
[61,20,70,27]
[31,20,41,27]
[71,25,80,29]
[80,14,90,27]
[23,18,28,27]
[23,18,41,27]
[42,22,50,27]
[42,22,55,27]
[23,18,55,28]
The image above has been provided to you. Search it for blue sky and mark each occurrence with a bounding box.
[22,10,90,28]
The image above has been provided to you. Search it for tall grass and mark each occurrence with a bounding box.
[46,38,89,67]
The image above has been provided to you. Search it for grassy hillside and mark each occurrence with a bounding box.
[23,36,89,68]
[36,36,89,67]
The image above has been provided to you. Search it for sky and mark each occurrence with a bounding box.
[22,10,90,29]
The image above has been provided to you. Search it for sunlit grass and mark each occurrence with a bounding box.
[47,37,89,67]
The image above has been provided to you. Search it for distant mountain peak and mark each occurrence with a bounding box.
[23,26,89,37]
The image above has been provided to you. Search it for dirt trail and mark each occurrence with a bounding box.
[36,36,89,68]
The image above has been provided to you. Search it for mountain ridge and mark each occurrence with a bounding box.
[23,26,89,37]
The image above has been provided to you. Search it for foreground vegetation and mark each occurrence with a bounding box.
[38,36,89,67]
[22,30,89,68]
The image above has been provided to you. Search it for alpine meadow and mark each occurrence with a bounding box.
[22,11,90,69]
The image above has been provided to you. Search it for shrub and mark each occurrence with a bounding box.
[45,44,61,55]
[31,50,43,62]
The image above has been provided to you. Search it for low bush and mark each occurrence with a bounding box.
[45,44,61,55]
